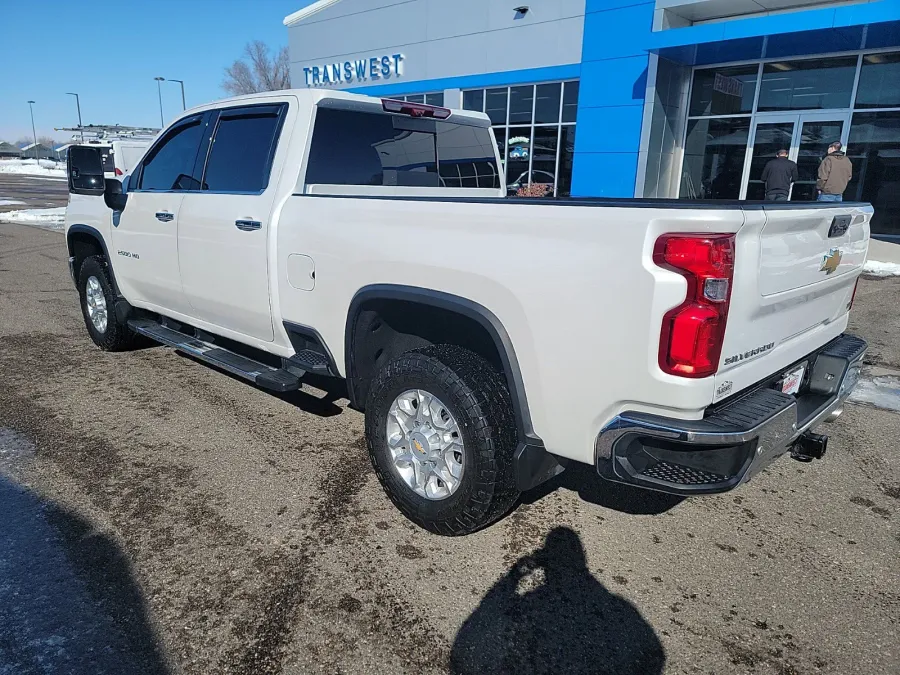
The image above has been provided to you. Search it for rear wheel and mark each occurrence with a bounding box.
[364,345,519,535]
[77,255,137,351]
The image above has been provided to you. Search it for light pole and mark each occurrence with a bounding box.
[167,79,186,110]
[154,76,165,127]
[66,92,84,142]
[27,101,38,161]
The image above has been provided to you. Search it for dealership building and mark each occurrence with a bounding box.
[285,0,900,238]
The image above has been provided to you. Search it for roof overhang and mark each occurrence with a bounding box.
[284,0,343,27]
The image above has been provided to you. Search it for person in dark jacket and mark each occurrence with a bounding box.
[761,149,798,201]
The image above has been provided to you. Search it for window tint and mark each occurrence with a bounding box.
[425,92,444,107]
[203,107,284,192]
[436,122,500,189]
[138,117,203,191]
[306,108,437,187]
[305,107,499,189]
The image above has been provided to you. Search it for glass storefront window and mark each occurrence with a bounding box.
[681,118,750,199]
[757,57,857,111]
[847,111,900,237]
[534,83,561,124]
[506,126,531,194]
[398,93,445,106]
[509,86,534,124]
[530,127,559,197]
[462,90,483,112]
[562,82,579,123]
[689,65,759,116]
[462,80,578,197]
[855,52,900,109]
[558,126,576,197]
[485,88,508,125]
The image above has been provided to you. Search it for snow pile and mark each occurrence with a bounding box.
[0,207,65,230]
[863,260,900,277]
[849,375,900,413]
[0,199,26,206]
[0,158,66,178]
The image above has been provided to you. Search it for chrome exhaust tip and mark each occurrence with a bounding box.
[825,407,843,423]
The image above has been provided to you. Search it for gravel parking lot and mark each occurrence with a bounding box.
[0,196,897,674]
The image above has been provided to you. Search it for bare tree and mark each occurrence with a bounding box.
[223,41,291,96]
[38,136,58,148]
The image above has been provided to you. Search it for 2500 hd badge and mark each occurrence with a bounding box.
[724,342,775,365]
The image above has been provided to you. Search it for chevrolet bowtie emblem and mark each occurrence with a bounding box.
[820,247,842,275]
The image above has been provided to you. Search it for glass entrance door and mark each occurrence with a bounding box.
[741,113,849,200]
[745,120,795,200]
[792,118,846,200]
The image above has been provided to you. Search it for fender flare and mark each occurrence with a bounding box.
[67,224,120,295]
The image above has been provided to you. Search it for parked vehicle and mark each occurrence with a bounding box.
[64,90,871,535]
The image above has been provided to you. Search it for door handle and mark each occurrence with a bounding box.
[155,211,174,222]
[235,219,262,231]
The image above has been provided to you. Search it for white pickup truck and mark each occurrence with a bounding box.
[64,89,871,535]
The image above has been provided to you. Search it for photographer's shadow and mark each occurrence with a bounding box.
[451,527,665,675]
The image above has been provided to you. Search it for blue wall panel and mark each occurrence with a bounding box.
[574,107,645,153]
[571,152,640,197]
[574,0,654,197]
[577,57,649,107]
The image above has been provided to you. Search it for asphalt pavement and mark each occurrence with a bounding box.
[0,215,897,675]
[0,173,67,212]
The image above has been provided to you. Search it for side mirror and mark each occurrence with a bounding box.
[104,178,128,211]
[67,146,105,196]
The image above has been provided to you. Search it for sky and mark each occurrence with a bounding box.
[0,0,311,144]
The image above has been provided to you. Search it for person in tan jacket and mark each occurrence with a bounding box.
[816,141,852,202]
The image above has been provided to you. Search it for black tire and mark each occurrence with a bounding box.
[77,255,137,352]
[365,345,519,535]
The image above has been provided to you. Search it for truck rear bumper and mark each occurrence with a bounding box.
[595,333,866,496]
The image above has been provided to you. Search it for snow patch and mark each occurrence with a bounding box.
[0,158,66,178]
[0,199,26,206]
[0,207,66,231]
[863,260,900,277]
[849,375,900,413]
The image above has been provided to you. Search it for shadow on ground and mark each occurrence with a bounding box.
[0,472,169,674]
[521,463,685,515]
[451,526,665,675]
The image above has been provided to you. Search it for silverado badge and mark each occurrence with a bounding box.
[820,248,842,275]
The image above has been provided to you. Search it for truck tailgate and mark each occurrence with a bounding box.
[714,204,872,401]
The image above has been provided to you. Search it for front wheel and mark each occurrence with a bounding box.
[364,345,519,535]
[77,255,137,351]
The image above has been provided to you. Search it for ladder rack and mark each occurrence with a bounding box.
[55,124,160,141]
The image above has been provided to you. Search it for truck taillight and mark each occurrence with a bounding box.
[654,234,735,378]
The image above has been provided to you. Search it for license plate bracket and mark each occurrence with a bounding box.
[781,364,806,396]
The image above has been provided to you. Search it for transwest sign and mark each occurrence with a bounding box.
[302,53,405,87]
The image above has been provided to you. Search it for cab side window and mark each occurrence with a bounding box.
[136,116,204,191]
[202,105,286,193]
